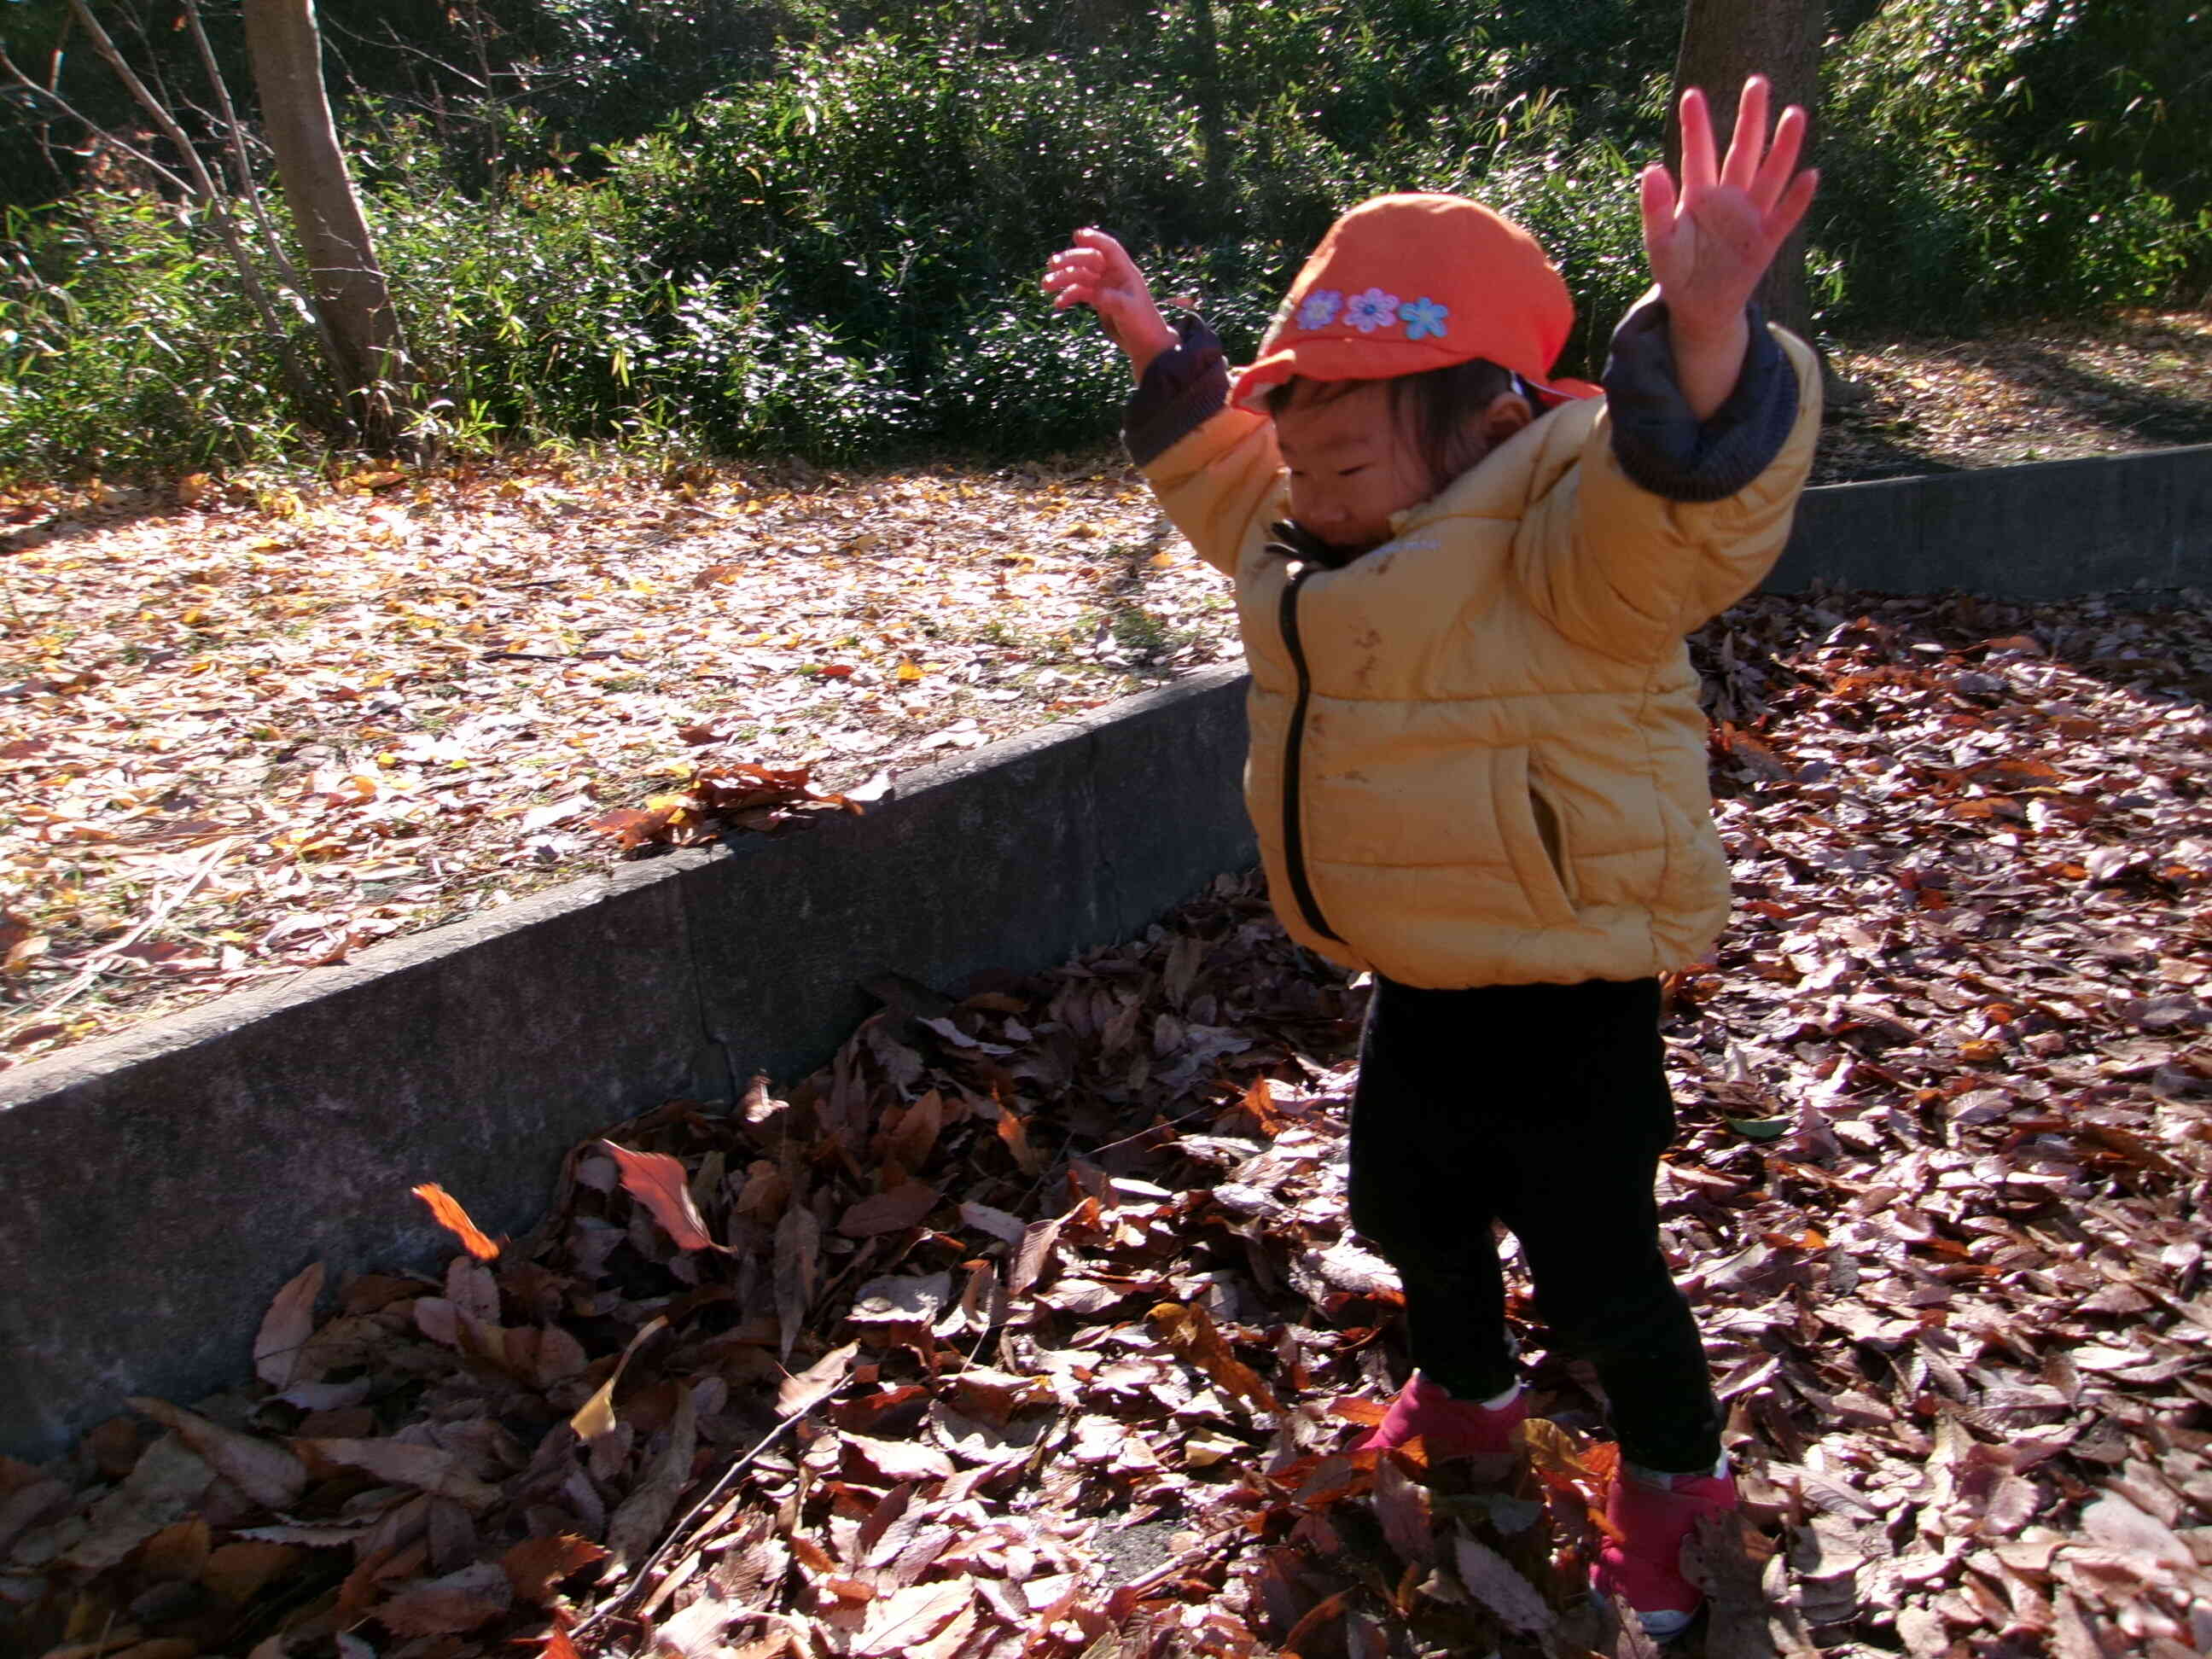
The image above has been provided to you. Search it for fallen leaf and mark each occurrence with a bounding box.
[253,1262,325,1389]
[128,1399,306,1511]
[375,1560,512,1636]
[571,1313,670,1441]
[600,1140,723,1251]
[411,1184,500,1260]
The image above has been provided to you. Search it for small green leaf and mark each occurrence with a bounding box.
[1726,1116,1791,1141]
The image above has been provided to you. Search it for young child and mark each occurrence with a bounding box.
[1043,78,1819,1636]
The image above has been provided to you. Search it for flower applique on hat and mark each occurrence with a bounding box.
[1231,192,1598,410]
[1399,296,1449,341]
[1295,290,1343,330]
[1344,287,1402,333]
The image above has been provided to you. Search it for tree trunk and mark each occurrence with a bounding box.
[1187,0,1231,214]
[238,0,410,446]
[1668,0,1825,343]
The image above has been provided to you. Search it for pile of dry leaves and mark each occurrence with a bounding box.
[1,585,2207,1659]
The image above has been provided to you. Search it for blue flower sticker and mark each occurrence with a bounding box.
[1295,289,1342,330]
[1345,287,1401,333]
[1400,296,1449,341]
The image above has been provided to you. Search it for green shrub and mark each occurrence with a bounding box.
[8,0,2209,483]
[0,194,305,480]
[1819,0,2209,329]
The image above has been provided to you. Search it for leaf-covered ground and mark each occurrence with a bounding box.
[0,459,1227,1062]
[3,585,2208,1659]
[4,310,2212,1067]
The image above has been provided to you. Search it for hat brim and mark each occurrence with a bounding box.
[1232,342,1599,411]
[1230,335,1472,410]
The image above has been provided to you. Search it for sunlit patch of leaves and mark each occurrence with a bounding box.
[0,457,1233,1066]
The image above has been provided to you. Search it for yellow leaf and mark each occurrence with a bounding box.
[896,661,924,682]
[1150,551,1178,568]
[571,1315,668,1441]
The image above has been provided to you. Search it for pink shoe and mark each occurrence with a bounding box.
[1357,1372,1527,1460]
[1591,1465,1739,1639]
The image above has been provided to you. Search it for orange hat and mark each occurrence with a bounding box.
[1231,192,1596,410]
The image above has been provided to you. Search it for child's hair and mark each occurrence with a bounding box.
[1265,357,1521,491]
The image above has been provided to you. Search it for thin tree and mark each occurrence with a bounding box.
[2,2,334,426]
[238,0,413,447]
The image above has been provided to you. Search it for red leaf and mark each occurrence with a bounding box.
[598,1140,720,1251]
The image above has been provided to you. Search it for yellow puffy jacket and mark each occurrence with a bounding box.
[1140,320,1822,987]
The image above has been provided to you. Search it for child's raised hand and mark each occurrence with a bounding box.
[1042,228,1180,381]
[1640,75,1819,343]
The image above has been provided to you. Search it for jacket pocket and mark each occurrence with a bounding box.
[1493,747,1579,926]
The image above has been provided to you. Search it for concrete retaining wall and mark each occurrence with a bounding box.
[0,668,1256,1458]
[1773,443,2211,597]
[3,443,2207,1459]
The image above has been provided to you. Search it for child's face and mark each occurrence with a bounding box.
[1273,381,1437,560]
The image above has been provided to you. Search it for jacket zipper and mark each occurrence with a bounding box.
[1276,563,1342,942]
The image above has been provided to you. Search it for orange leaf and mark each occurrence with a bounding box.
[411,1184,500,1260]
[1148,1301,1280,1414]
[598,1141,721,1251]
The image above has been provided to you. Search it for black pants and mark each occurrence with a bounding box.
[1347,974,1721,1474]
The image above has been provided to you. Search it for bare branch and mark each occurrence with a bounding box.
[0,45,199,199]
[62,0,224,205]
[179,0,311,293]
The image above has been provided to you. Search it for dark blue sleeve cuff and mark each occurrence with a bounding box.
[1601,296,1797,502]
[1123,317,1231,467]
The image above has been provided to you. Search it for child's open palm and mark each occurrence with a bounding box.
[1641,76,1819,341]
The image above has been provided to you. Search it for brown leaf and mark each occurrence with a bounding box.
[129,1397,306,1512]
[411,1183,501,1260]
[837,1179,940,1238]
[500,1533,608,1604]
[375,1560,513,1636]
[853,1580,972,1658]
[61,1436,212,1573]
[605,1382,699,1575]
[300,1438,502,1509]
[1371,1452,1434,1567]
[773,1200,821,1359]
[777,1340,859,1417]
[1008,1212,1068,1298]
[841,1433,955,1485]
[1452,1534,1553,1635]
[601,1139,722,1251]
[253,1262,326,1388]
